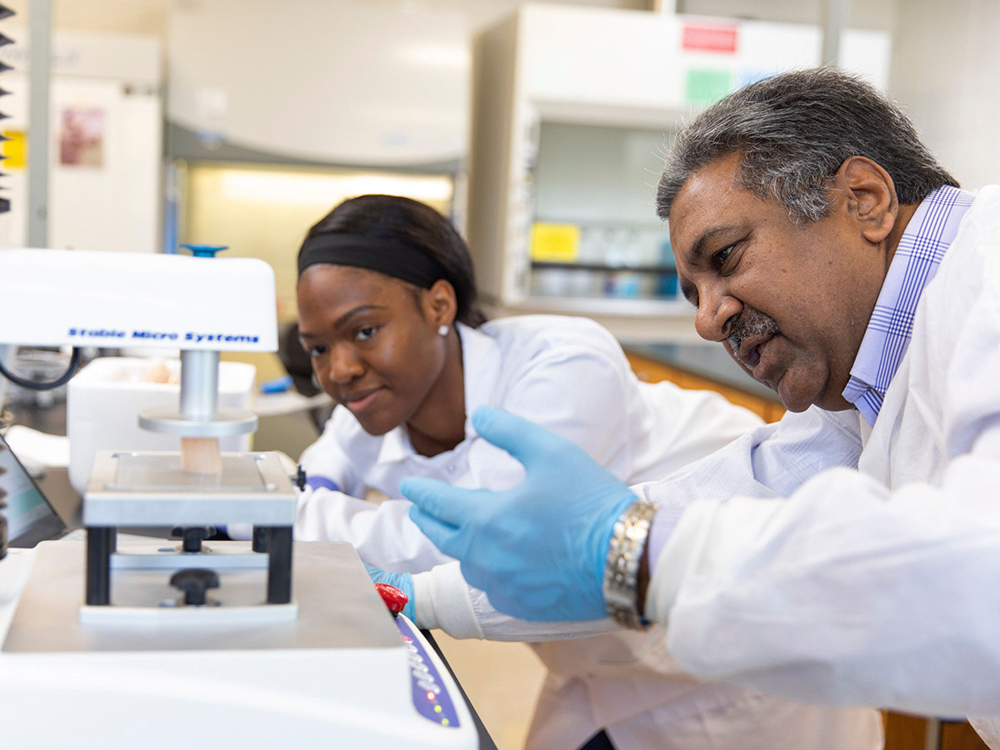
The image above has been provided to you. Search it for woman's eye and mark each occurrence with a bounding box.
[355,326,378,341]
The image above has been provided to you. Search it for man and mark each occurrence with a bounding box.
[400,69,1000,745]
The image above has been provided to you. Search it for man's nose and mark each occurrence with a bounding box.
[694,287,742,342]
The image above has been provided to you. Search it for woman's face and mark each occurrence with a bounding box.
[297,264,454,436]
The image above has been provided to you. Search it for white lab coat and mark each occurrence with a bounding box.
[639,186,1000,747]
[294,315,882,750]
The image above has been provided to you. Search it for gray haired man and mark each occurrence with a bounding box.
[402,69,1000,745]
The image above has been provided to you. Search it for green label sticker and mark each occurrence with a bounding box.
[685,69,733,105]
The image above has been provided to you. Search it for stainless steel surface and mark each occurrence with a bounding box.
[139,405,259,437]
[4,539,402,653]
[111,547,267,570]
[139,350,258,437]
[84,451,297,526]
[112,452,270,492]
[180,349,219,420]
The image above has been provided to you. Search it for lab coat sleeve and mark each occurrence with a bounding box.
[638,404,865,504]
[626,379,766,481]
[465,328,642,488]
[412,562,620,641]
[297,414,357,492]
[646,456,1000,717]
[643,302,1000,719]
[295,491,455,571]
[293,414,457,571]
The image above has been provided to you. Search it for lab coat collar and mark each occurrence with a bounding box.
[374,321,501,465]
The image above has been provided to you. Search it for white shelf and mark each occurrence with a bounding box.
[516,295,692,317]
[490,296,701,344]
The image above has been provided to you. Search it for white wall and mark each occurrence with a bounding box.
[679,0,895,31]
[890,0,1000,191]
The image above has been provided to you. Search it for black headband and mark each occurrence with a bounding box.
[297,233,447,289]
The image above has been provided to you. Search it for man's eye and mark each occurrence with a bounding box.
[307,345,327,358]
[355,326,378,341]
[713,244,736,269]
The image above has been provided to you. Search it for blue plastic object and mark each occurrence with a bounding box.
[181,243,229,258]
[402,407,638,622]
[260,375,294,394]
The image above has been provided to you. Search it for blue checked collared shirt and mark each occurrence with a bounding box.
[842,184,975,426]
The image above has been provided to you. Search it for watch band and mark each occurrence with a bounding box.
[603,499,659,630]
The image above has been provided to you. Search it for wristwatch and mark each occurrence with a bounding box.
[603,499,659,629]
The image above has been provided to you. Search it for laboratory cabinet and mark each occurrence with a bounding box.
[466,4,890,341]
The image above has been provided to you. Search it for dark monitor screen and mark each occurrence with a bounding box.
[0,433,67,548]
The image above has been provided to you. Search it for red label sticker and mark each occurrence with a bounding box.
[683,25,739,54]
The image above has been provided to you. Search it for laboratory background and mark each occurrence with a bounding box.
[0,0,993,749]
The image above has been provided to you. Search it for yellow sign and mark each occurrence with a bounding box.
[3,130,26,170]
[530,222,580,262]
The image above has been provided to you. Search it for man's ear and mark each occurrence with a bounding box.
[424,279,458,327]
[833,156,899,245]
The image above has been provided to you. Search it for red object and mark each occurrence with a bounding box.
[375,582,409,614]
[682,24,738,53]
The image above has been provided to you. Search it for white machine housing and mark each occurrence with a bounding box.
[0,247,479,748]
[0,248,277,351]
[0,542,478,749]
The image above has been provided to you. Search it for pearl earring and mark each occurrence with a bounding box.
[438,325,449,337]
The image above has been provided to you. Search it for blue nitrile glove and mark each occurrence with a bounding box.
[401,407,637,623]
[364,563,415,620]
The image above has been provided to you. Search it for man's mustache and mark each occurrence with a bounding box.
[727,307,779,358]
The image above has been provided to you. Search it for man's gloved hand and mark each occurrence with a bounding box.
[364,563,415,620]
[401,407,637,623]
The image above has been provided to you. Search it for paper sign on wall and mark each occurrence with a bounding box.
[59,107,105,167]
[682,25,739,54]
[2,129,25,169]
[685,69,733,106]
[530,222,580,262]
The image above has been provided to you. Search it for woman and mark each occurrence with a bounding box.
[289,194,881,750]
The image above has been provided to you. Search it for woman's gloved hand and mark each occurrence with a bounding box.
[401,407,637,623]
[364,563,415,620]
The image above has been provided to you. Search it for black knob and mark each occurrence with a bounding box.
[171,526,217,553]
[295,465,306,491]
[170,568,219,606]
